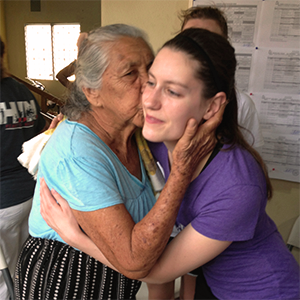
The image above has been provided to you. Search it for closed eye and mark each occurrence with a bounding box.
[125,71,134,76]
[146,80,155,87]
[167,89,180,97]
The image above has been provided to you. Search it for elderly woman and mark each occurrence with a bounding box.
[14,24,220,300]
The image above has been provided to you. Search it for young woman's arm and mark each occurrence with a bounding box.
[140,223,231,284]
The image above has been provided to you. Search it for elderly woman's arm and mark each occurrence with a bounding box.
[40,184,231,283]
[41,107,224,279]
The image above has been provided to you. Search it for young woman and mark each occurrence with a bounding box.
[155,6,265,299]
[40,28,300,299]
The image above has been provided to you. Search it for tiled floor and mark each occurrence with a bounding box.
[136,278,181,299]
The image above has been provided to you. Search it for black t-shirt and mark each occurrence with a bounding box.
[0,77,46,208]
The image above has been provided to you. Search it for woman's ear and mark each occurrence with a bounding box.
[203,92,227,120]
[82,87,102,107]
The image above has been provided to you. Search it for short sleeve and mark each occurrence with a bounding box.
[237,91,264,148]
[191,184,263,241]
[49,155,123,212]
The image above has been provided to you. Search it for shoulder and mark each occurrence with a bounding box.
[236,90,264,147]
[46,120,114,163]
[236,90,256,112]
[1,77,34,99]
[228,145,265,185]
[206,144,265,187]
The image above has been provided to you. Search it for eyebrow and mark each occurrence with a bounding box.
[117,61,138,72]
[118,59,153,73]
[148,71,189,89]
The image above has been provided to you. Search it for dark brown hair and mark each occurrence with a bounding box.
[163,28,272,199]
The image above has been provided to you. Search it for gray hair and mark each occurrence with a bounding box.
[63,24,151,120]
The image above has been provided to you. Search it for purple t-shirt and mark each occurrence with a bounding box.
[149,142,300,300]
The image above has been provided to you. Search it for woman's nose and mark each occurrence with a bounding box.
[143,86,161,110]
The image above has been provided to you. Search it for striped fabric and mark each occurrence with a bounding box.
[14,236,141,300]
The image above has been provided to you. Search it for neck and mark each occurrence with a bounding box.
[78,110,142,180]
[79,109,137,150]
[165,141,213,182]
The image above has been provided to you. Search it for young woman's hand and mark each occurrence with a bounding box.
[40,177,120,270]
[40,177,82,247]
[49,113,64,129]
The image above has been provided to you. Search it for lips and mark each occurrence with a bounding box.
[145,114,164,124]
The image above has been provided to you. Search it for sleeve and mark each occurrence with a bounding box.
[48,155,124,212]
[191,184,263,241]
[237,92,264,148]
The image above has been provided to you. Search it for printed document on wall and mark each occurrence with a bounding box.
[252,93,300,182]
[193,0,300,182]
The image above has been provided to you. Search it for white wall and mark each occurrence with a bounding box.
[102,0,190,53]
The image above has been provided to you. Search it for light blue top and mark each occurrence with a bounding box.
[29,120,156,244]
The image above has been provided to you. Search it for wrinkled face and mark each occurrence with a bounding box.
[98,36,153,128]
[183,18,224,37]
[142,47,211,147]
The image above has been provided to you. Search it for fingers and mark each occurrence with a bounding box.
[57,113,64,122]
[50,189,71,211]
[176,119,198,147]
[171,102,228,176]
[40,178,70,213]
[40,178,60,216]
[49,117,59,129]
[49,113,64,129]
[203,101,227,131]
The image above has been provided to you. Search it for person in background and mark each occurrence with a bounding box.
[56,32,88,88]
[40,28,300,300]
[14,24,220,300]
[160,7,265,298]
[0,37,46,300]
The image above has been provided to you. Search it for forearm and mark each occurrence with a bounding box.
[56,73,71,88]
[71,231,118,271]
[56,63,75,88]
[139,225,231,284]
[78,167,192,279]
[78,121,219,278]
[127,168,192,273]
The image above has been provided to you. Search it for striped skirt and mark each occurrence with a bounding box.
[14,236,141,300]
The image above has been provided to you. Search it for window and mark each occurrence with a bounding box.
[25,24,81,80]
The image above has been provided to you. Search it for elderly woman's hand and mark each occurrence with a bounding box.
[172,102,226,177]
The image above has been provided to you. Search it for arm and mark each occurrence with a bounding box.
[40,188,230,283]
[41,104,225,279]
[40,179,116,269]
[56,61,76,88]
[140,224,231,284]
